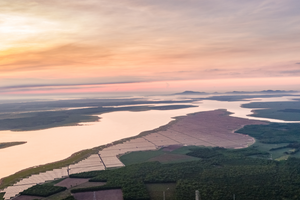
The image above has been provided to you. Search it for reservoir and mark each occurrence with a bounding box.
[0,96,298,179]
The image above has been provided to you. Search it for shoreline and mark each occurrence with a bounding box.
[0,142,27,150]
[0,108,268,194]
[0,115,179,190]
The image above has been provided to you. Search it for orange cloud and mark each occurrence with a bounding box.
[1,0,300,94]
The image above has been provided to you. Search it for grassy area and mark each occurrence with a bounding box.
[44,190,72,200]
[0,192,4,200]
[241,100,300,121]
[43,178,66,186]
[18,144,300,199]
[146,183,176,200]
[119,146,200,166]
[120,150,165,165]
[0,142,26,149]
[69,151,300,200]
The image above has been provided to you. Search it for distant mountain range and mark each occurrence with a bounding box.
[173,91,208,95]
[225,90,298,94]
[172,90,297,95]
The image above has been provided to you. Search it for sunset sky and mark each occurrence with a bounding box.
[1,0,300,96]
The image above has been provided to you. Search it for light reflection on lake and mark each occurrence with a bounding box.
[0,96,299,179]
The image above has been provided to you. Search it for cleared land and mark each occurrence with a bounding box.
[12,195,41,200]
[100,109,266,168]
[2,109,267,199]
[55,178,89,189]
[73,189,123,200]
[146,183,176,200]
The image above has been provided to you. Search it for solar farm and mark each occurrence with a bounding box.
[1,110,266,199]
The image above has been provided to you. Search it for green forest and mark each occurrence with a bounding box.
[69,148,300,200]
[241,100,300,121]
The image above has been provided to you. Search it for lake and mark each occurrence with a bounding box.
[0,96,298,179]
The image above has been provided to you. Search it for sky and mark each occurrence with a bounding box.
[1,0,300,96]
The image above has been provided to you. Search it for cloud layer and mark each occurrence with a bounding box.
[1,0,300,93]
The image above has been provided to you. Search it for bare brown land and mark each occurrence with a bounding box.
[2,109,268,200]
[101,109,268,167]
[161,145,183,151]
[140,109,267,149]
[73,189,123,200]
[147,109,267,149]
[55,178,89,189]
[13,195,41,200]
[70,181,106,190]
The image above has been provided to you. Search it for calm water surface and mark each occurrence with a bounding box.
[0,96,298,178]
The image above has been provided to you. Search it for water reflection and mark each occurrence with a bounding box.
[0,96,299,179]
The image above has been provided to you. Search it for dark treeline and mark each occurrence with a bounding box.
[20,185,66,197]
[236,123,300,144]
[0,104,195,131]
[70,147,300,200]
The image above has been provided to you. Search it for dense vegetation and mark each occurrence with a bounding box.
[241,100,300,121]
[0,113,184,190]
[235,123,300,160]
[66,121,300,199]
[0,98,194,131]
[13,121,300,199]
[204,94,296,102]
[237,123,300,144]
[0,192,4,200]
[0,142,26,149]
[20,184,66,197]
[68,146,300,200]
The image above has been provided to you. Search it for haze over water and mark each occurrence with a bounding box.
[0,96,299,179]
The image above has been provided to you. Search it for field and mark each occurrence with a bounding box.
[100,109,267,168]
[0,148,97,190]
[146,183,176,200]
[3,109,300,199]
[120,147,199,165]
[68,149,300,200]
[13,195,42,200]
[73,189,123,200]
[2,106,299,199]
[54,178,89,189]
[1,109,268,199]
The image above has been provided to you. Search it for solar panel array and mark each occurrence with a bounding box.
[98,138,157,168]
[1,110,265,199]
[2,155,104,199]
